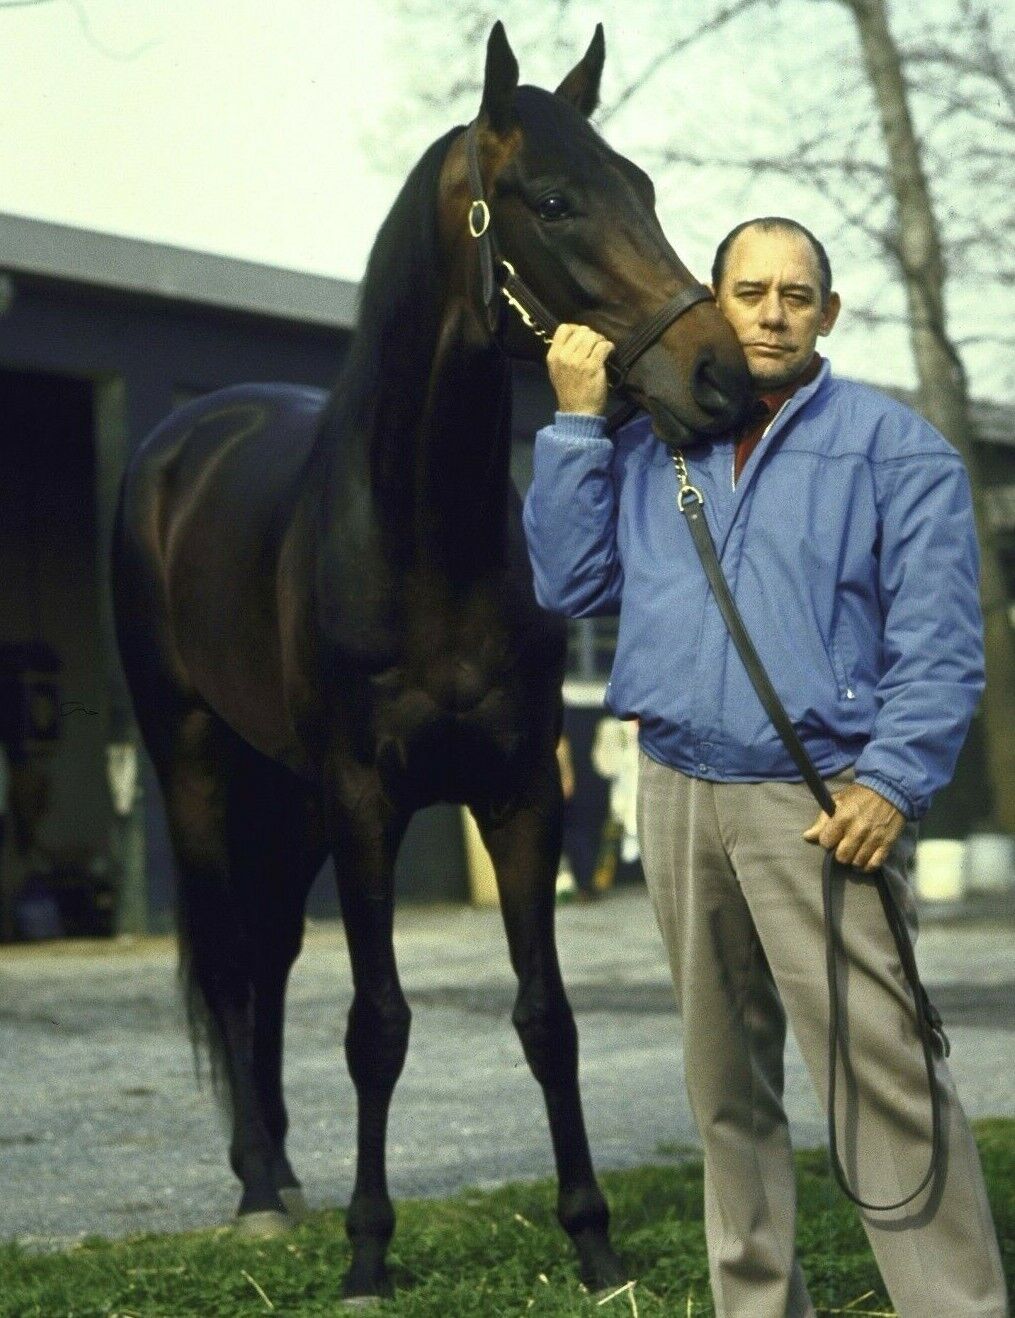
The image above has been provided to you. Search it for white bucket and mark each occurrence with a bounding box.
[914,838,967,902]
[963,833,1015,894]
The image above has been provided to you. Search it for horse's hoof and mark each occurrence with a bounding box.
[234,1210,291,1238]
[591,1279,637,1303]
[278,1185,310,1221]
[574,1232,627,1293]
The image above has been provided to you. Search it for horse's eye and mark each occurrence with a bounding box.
[537,194,570,222]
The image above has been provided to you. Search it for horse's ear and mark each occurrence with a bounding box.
[555,24,605,117]
[481,21,519,132]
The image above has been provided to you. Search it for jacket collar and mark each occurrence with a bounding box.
[713,357,833,549]
[756,355,831,439]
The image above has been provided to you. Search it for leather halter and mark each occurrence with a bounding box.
[465,120,713,391]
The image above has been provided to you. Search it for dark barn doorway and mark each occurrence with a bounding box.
[0,367,115,940]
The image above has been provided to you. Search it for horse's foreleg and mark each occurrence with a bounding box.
[476,786,625,1292]
[332,803,410,1302]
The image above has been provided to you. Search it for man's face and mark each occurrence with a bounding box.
[715,226,840,390]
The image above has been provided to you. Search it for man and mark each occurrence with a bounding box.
[523,218,1007,1318]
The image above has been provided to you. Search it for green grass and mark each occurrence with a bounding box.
[1,1120,1010,1317]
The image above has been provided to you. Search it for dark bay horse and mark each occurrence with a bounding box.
[111,22,752,1302]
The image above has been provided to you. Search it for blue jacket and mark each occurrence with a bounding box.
[522,360,984,819]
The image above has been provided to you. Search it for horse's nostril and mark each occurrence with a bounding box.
[691,357,730,414]
[691,355,749,423]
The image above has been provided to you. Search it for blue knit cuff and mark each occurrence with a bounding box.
[554,412,609,442]
[855,772,918,820]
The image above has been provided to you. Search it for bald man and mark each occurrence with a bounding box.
[523,217,1006,1318]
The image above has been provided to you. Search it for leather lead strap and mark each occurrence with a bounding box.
[823,847,947,1210]
[675,463,948,1211]
[681,494,836,816]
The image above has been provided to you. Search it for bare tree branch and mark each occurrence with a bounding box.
[0,0,158,60]
[647,147,888,181]
[598,0,771,125]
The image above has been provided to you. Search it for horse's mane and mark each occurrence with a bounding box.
[321,124,465,446]
[319,92,604,449]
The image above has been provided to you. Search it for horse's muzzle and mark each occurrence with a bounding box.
[690,351,754,430]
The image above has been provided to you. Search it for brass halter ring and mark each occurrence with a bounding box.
[468,199,490,239]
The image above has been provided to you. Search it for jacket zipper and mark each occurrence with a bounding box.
[732,401,789,490]
[729,395,856,703]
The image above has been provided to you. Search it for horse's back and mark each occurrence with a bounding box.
[114,383,330,766]
[124,382,327,499]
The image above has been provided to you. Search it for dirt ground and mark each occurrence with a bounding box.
[1,888,1012,1249]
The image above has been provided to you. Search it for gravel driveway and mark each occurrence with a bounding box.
[1,888,1012,1248]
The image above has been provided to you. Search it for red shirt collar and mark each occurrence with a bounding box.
[733,353,823,483]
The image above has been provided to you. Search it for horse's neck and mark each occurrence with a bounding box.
[328,304,512,579]
[413,314,512,572]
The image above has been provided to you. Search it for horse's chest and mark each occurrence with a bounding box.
[335,575,560,804]
[370,659,524,806]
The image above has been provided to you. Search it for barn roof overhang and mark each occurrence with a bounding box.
[0,212,358,331]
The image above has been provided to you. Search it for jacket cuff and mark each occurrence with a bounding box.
[854,772,919,820]
[554,411,609,442]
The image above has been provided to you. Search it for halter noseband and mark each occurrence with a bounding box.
[465,119,713,392]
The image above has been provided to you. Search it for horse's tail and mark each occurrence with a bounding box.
[160,706,250,1107]
[174,848,236,1104]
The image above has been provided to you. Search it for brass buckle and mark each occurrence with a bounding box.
[468,200,490,239]
[498,260,537,330]
[500,261,555,344]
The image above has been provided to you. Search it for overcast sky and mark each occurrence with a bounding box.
[1,0,1011,401]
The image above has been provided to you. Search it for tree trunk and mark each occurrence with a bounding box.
[843,0,1015,832]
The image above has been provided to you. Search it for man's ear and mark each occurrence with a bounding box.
[480,21,519,132]
[819,291,841,336]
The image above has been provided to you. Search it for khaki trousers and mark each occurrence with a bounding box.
[637,755,1008,1318]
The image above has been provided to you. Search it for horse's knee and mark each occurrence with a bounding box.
[512,991,577,1088]
[345,992,411,1092]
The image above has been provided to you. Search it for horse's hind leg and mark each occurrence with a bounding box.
[246,906,309,1219]
[160,704,289,1230]
[329,780,410,1301]
[475,778,626,1292]
[225,738,328,1221]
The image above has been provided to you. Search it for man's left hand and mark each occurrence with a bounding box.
[802,783,906,873]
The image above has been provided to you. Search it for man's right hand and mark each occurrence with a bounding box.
[546,324,615,416]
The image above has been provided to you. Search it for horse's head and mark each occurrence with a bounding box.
[439,22,754,446]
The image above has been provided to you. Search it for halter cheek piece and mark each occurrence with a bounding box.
[465,120,713,392]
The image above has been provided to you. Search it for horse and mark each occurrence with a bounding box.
[111,21,753,1303]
